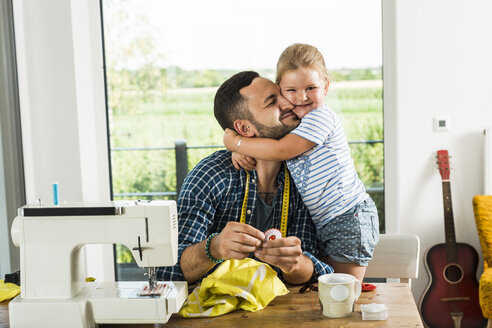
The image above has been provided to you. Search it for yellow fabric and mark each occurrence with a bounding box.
[178,258,289,318]
[0,279,20,302]
[479,268,492,318]
[473,195,492,318]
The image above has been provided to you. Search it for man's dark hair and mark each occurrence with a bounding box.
[214,71,259,130]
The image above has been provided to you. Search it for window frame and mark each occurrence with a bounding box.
[13,0,395,281]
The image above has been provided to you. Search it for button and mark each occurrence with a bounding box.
[251,179,256,183]
[247,210,251,214]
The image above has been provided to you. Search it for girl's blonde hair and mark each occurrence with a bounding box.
[276,43,330,84]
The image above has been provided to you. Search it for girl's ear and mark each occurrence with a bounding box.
[323,79,330,95]
[233,120,255,137]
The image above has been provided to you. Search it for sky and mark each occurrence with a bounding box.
[104,0,382,71]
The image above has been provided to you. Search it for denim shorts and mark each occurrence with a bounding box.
[317,197,379,266]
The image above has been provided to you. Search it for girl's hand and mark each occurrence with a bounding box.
[231,152,256,171]
[223,128,240,151]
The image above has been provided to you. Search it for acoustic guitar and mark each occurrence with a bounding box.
[420,150,486,328]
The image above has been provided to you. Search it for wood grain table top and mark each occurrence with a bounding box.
[0,283,423,327]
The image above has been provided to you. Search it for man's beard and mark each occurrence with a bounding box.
[248,116,298,140]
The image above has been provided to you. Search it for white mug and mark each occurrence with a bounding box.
[318,273,362,318]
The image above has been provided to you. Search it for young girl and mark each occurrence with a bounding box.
[223,43,379,281]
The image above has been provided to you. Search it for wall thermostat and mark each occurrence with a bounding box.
[433,117,450,132]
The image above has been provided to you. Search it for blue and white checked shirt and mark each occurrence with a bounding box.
[156,150,333,283]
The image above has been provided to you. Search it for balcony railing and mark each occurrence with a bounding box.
[111,139,383,198]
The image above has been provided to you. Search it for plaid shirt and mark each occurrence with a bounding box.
[156,150,333,283]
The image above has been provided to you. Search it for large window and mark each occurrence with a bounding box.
[101,0,383,280]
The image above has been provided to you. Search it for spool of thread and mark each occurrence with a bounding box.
[53,182,59,205]
[264,228,282,241]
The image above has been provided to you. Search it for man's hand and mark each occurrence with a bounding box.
[223,128,241,152]
[254,236,303,272]
[254,236,314,284]
[231,152,256,171]
[210,222,265,260]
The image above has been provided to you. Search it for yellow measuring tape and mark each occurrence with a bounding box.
[240,165,290,237]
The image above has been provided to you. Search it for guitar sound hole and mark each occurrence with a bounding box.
[443,263,463,284]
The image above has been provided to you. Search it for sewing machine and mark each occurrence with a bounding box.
[9,200,188,328]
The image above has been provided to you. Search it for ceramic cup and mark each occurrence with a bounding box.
[318,273,362,318]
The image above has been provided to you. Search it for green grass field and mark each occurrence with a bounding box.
[110,83,382,145]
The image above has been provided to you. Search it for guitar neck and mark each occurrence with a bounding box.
[442,181,457,262]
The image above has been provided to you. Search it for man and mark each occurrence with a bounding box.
[157,71,332,284]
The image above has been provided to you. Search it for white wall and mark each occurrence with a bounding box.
[13,0,114,281]
[385,0,492,302]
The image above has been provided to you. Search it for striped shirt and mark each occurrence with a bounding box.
[156,150,333,283]
[288,105,368,229]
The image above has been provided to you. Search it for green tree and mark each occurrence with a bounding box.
[104,1,165,115]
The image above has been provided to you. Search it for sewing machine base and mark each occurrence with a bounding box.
[9,281,188,328]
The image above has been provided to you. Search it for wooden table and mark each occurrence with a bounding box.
[0,300,9,328]
[0,283,423,327]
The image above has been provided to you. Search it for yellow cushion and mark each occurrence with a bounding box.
[473,195,492,270]
[479,268,492,318]
[473,195,492,318]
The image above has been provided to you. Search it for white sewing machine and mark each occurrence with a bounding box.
[9,200,188,328]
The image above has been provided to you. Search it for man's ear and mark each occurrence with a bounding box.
[233,120,255,137]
